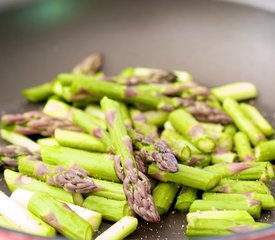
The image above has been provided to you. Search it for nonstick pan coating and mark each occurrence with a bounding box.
[0,0,275,239]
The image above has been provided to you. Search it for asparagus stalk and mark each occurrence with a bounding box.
[37,137,59,146]
[240,103,274,136]
[85,104,105,120]
[174,70,193,82]
[101,97,160,222]
[255,140,275,161]
[0,215,20,231]
[83,196,134,222]
[202,193,275,210]
[41,145,119,182]
[43,98,73,120]
[152,182,180,215]
[174,186,197,212]
[234,132,255,162]
[11,189,102,232]
[211,82,257,102]
[223,97,266,146]
[148,162,220,191]
[211,152,237,164]
[210,178,271,194]
[1,129,40,152]
[22,82,52,102]
[143,110,169,127]
[168,109,216,153]
[189,199,261,219]
[0,191,56,237]
[95,216,138,240]
[28,192,93,240]
[4,169,83,205]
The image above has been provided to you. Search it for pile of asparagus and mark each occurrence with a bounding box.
[1,53,275,239]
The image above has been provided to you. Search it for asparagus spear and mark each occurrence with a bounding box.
[28,192,93,240]
[0,191,56,237]
[85,104,105,120]
[4,169,83,205]
[255,140,275,161]
[37,137,59,146]
[101,97,160,222]
[148,162,220,191]
[0,215,20,231]
[83,196,134,222]
[174,186,197,212]
[143,110,169,127]
[95,216,138,240]
[22,82,52,102]
[169,109,216,153]
[211,152,237,164]
[234,132,255,162]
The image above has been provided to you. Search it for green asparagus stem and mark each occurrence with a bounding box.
[201,123,224,140]
[1,129,40,152]
[174,186,197,212]
[211,82,257,102]
[223,97,266,146]
[143,110,169,127]
[43,98,73,120]
[169,109,216,153]
[148,162,220,191]
[37,137,59,146]
[255,140,275,161]
[28,192,93,240]
[240,103,274,136]
[85,104,105,120]
[101,97,160,222]
[95,216,138,240]
[211,152,237,164]
[189,199,261,219]
[234,132,255,162]
[4,169,83,205]
[0,191,56,237]
[0,215,20,231]
[174,70,193,82]
[41,145,119,182]
[83,196,134,222]
[54,129,107,152]
[202,193,275,210]
[210,178,271,194]
[22,83,52,102]
[152,182,180,215]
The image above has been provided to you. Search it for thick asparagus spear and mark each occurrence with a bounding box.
[37,137,59,146]
[22,82,52,102]
[255,140,275,161]
[28,192,93,240]
[174,186,197,212]
[211,152,237,164]
[143,110,169,127]
[234,132,255,162]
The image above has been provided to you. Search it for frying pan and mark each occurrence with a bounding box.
[0,0,275,239]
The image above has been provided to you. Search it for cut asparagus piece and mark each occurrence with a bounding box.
[4,169,83,205]
[210,178,271,194]
[240,103,274,137]
[152,182,180,215]
[37,137,59,146]
[0,215,20,231]
[169,109,216,153]
[148,162,220,191]
[255,140,275,161]
[0,191,56,237]
[202,193,275,210]
[28,192,92,240]
[174,186,197,212]
[54,129,107,152]
[189,199,261,219]
[211,152,237,164]
[22,82,52,102]
[143,110,169,127]
[234,132,255,162]
[211,82,257,102]
[1,129,40,152]
[43,98,73,120]
[41,145,119,182]
[83,196,134,222]
[85,104,105,120]
[223,97,266,146]
[95,216,138,240]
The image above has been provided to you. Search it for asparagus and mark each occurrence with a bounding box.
[189,199,261,219]
[95,216,138,240]
[174,186,197,212]
[210,178,271,194]
[0,191,56,237]
[1,129,40,152]
[215,124,237,153]
[0,215,20,231]
[41,145,119,182]
[240,103,274,137]
[211,82,257,102]
[101,97,160,222]
[234,132,255,162]
[223,97,266,146]
[4,169,83,205]
[22,82,52,102]
[37,137,59,146]
[148,162,220,191]
[143,110,169,127]
[43,98,74,120]
[211,152,237,164]
[255,140,275,161]
[83,196,134,222]
[202,193,275,210]
[168,109,216,153]
[85,104,105,120]
[152,182,180,215]
[28,192,93,240]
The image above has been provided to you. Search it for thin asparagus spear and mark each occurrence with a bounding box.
[95,216,138,240]
[211,152,237,164]
[85,104,105,120]
[37,137,59,146]
[43,98,73,120]
[255,140,275,161]
[234,132,255,162]
[174,186,197,212]
[143,110,169,127]
[22,82,52,102]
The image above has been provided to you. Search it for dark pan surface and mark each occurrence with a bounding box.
[0,0,275,239]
